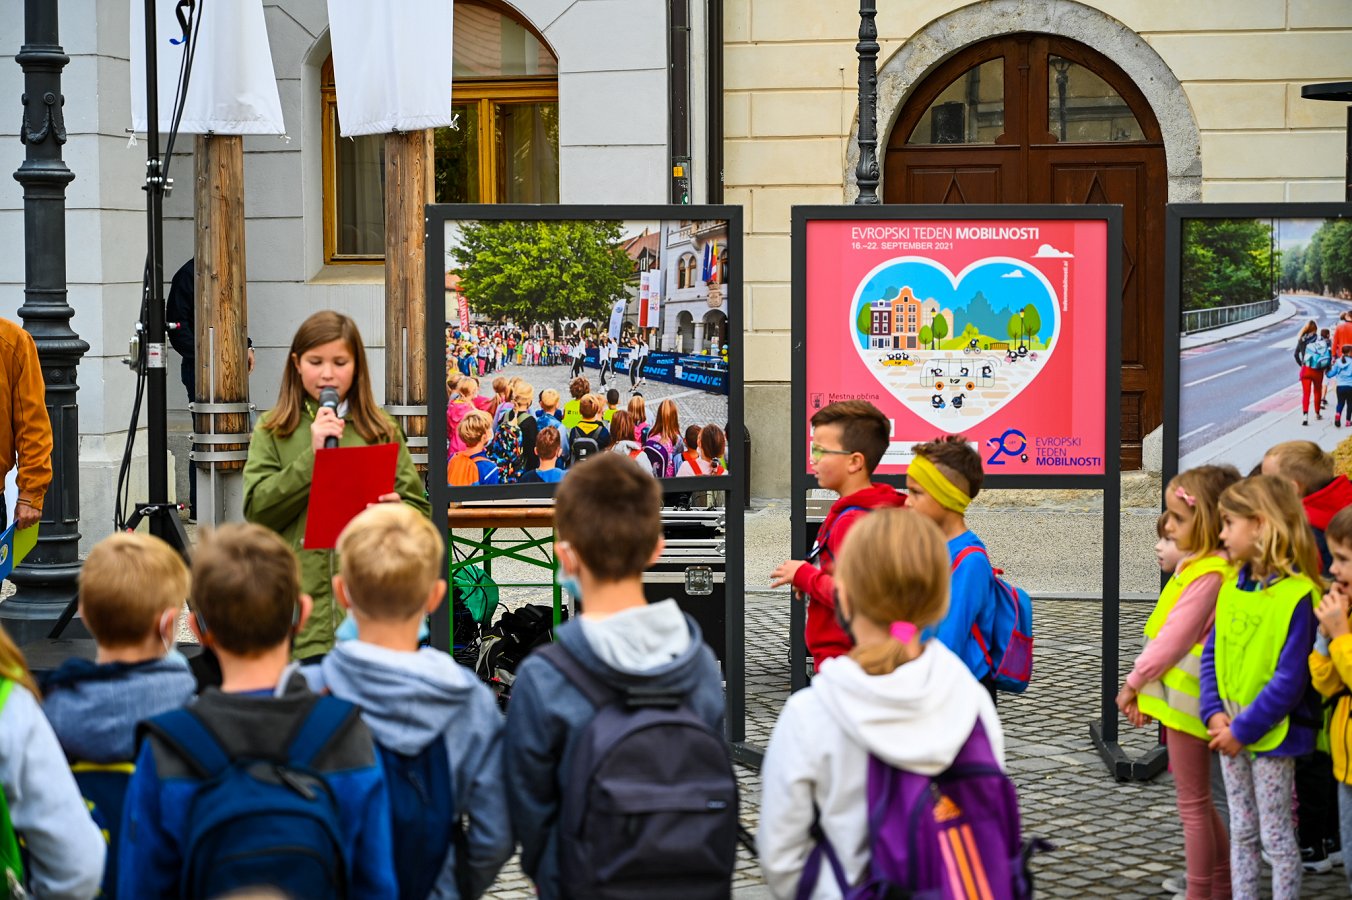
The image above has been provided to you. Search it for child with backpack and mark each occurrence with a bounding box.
[119,523,398,899]
[306,504,514,898]
[534,389,570,466]
[0,623,106,900]
[40,532,197,899]
[602,388,620,425]
[519,426,565,483]
[642,399,685,478]
[504,454,734,900]
[1330,345,1352,428]
[1202,476,1322,900]
[1298,321,1331,425]
[1310,506,1352,894]
[568,395,611,466]
[676,423,728,476]
[628,393,649,445]
[1116,466,1239,900]
[446,376,478,455]
[759,508,1026,899]
[771,401,907,671]
[905,436,1007,698]
[679,423,703,473]
[448,411,502,487]
[608,410,651,472]
[561,376,589,431]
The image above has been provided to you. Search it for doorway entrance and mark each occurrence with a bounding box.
[885,33,1166,468]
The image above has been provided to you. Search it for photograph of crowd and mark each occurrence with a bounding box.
[442,216,733,487]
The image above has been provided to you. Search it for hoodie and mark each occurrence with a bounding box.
[1302,475,1352,572]
[0,680,106,900]
[503,604,724,900]
[758,643,1003,900]
[791,484,908,669]
[41,656,196,763]
[303,643,513,899]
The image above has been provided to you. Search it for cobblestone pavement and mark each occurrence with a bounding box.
[459,359,731,437]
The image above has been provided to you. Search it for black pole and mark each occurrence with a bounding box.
[2,0,88,644]
[854,1,880,205]
[1298,83,1352,201]
[143,0,172,543]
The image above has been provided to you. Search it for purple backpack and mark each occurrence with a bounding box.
[797,721,1043,900]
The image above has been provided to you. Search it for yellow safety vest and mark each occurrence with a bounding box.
[1137,555,1231,740]
[1214,573,1318,753]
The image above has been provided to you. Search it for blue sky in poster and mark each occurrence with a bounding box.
[853,258,1059,350]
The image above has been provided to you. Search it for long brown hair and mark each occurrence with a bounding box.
[0,622,38,698]
[262,311,396,444]
[654,399,681,445]
[1219,475,1324,588]
[836,509,950,676]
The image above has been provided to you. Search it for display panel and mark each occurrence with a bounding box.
[1165,203,1352,480]
[798,211,1114,478]
[427,205,742,501]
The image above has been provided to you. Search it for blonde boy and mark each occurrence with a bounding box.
[307,504,513,896]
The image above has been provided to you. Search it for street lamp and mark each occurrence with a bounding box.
[1300,81,1352,201]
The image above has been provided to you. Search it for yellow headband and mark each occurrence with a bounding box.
[909,455,971,514]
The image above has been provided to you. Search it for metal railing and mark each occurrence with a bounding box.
[1182,296,1280,334]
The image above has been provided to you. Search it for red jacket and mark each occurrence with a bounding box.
[1304,475,1352,573]
[792,483,907,669]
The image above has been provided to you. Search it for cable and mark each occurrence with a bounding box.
[114,0,202,530]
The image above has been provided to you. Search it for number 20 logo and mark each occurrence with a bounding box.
[986,429,1028,466]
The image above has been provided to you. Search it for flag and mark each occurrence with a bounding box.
[457,293,470,332]
[608,298,627,341]
[701,243,712,284]
[638,273,651,328]
[327,0,456,136]
[709,241,721,285]
[645,268,662,327]
[130,0,284,134]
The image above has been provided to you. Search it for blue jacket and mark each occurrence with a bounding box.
[304,642,514,899]
[928,531,997,681]
[1330,357,1352,384]
[117,670,397,899]
[1199,568,1318,757]
[42,656,196,763]
[503,611,724,900]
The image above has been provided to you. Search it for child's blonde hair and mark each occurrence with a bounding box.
[456,377,477,399]
[1167,464,1241,559]
[835,509,950,676]
[458,410,493,447]
[540,388,560,412]
[627,393,646,424]
[514,382,535,408]
[337,504,442,620]
[1219,475,1324,586]
[1263,440,1335,496]
[79,533,189,648]
[579,395,600,419]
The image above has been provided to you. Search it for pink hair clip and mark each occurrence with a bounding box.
[890,621,918,644]
[1174,486,1196,508]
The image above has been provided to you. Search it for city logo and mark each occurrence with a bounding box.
[985,428,1028,466]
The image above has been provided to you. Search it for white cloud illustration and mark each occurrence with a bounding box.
[1033,244,1074,258]
[1000,269,1025,278]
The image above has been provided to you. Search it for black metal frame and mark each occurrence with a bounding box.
[424,203,749,744]
[790,204,1128,774]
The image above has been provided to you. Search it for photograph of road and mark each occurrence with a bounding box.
[1179,216,1352,474]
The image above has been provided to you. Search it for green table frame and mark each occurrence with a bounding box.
[446,507,564,649]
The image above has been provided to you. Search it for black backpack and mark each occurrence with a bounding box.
[570,425,602,464]
[475,604,564,708]
[537,643,738,900]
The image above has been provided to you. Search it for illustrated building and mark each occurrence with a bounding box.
[868,286,953,350]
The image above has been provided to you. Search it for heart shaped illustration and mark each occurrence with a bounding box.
[851,256,1061,433]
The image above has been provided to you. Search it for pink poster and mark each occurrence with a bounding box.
[804,218,1109,476]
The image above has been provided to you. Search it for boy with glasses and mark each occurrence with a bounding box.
[770,401,906,670]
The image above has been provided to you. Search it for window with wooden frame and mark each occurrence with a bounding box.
[321,0,559,264]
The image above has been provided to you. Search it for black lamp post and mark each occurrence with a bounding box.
[854,1,880,204]
[1301,81,1352,201]
[2,0,88,645]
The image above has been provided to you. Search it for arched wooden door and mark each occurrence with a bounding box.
[885,34,1166,469]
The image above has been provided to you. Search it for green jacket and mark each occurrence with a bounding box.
[242,399,431,660]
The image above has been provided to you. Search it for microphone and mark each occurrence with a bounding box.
[319,387,340,449]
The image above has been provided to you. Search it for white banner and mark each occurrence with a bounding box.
[638,272,651,328]
[326,0,456,137]
[645,268,662,328]
[130,0,285,135]
[608,297,627,342]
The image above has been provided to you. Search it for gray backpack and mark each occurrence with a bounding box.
[537,643,737,900]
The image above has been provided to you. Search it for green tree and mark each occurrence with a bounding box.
[1179,219,1275,312]
[919,324,932,348]
[1007,314,1021,343]
[1317,220,1352,296]
[931,313,949,348]
[1022,304,1042,347]
[857,302,873,336]
[450,220,633,328]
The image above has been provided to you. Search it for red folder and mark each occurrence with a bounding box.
[303,442,400,550]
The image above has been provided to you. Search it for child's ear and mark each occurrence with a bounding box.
[332,575,352,610]
[426,579,447,615]
[296,594,314,631]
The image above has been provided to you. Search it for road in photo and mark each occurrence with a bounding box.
[1181,292,1352,471]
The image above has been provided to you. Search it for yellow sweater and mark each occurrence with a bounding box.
[1310,630,1352,783]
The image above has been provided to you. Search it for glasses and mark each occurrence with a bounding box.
[810,444,855,463]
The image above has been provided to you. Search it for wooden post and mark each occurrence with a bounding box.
[193,135,251,480]
[384,130,432,470]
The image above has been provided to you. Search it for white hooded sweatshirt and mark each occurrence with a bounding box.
[757,640,1004,900]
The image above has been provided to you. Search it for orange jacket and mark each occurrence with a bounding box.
[1334,321,1352,358]
[0,318,52,512]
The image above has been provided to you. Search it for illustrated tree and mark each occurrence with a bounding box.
[919,324,932,348]
[1006,314,1021,344]
[857,302,873,337]
[931,313,949,349]
[1022,304,1042,348]
[450,219,633,329]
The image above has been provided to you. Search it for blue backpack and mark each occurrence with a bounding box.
[70,762,134,899]
[798,720,1043,899]
[953,546,1034,693]
[378,741,468,900]
[1306,338,1333,370]
[141,697,357,899]
[537,643,738,899]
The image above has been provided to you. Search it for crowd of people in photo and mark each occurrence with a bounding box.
[446,371,728,486]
